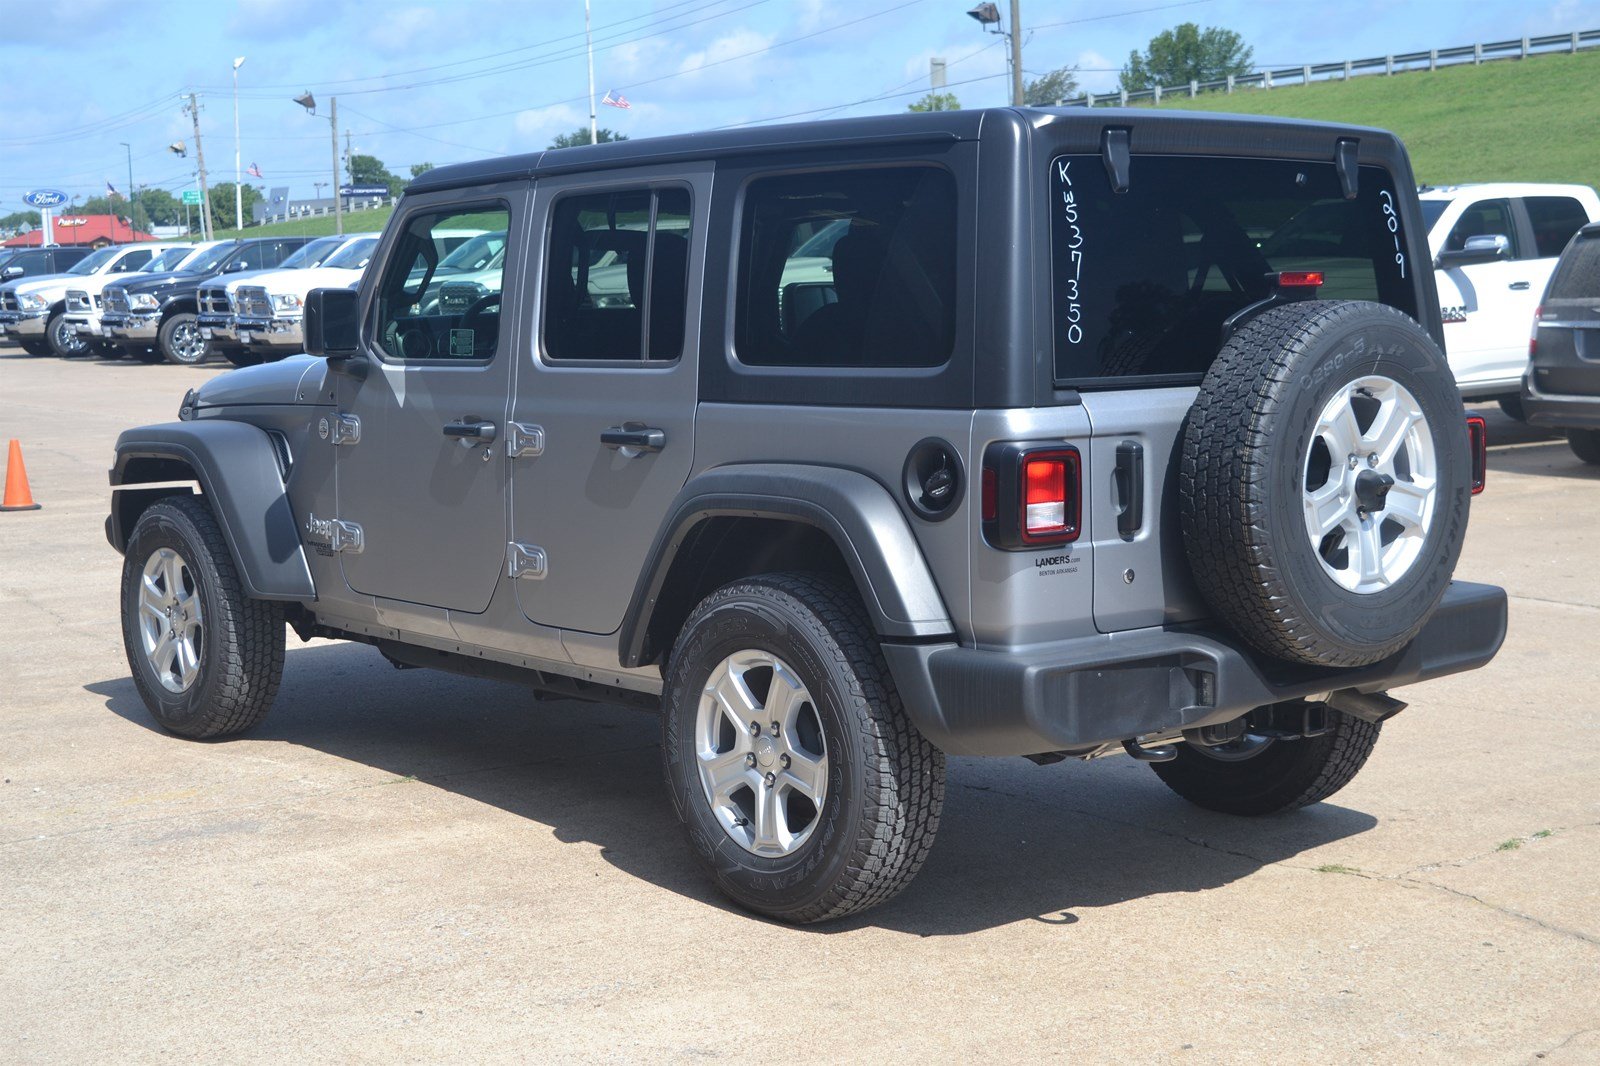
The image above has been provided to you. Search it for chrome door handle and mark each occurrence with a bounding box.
[601,422,665,455]
[1508,281,1531,291]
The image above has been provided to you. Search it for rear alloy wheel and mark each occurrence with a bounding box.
[1151,708,1382,816]
[661,572,944,923]
[159,312,210,365]
[1569,429,1600,466]
[47,312,89,357]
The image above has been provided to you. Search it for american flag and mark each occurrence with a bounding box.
[601,90,631,110]
[106,181,120,198]
[247,162,263,178]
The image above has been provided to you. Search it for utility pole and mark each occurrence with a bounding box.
[185,93,213,241]
[1009,0,1024,106]
[119,141,137,238]
[332,97,344,235]
[585,0,597,144]
[232,56,247,231]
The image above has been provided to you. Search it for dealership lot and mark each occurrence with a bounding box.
[1,347,1597,1062]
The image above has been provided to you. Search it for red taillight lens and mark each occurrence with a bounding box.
[1466,414,1487,495]
[1529,305,1541,358]
[1276,270,1324,288]
[980,443,1082,550]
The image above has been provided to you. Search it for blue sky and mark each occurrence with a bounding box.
[2,0,1594,208]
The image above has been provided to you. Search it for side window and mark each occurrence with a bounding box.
[1446,199,1521,258]
[1524,196,1590,259]
[231,244,268,272]
[735,166,956,368]
[113,248,154,272]
[373,206,510,362]
[543,186,691,362]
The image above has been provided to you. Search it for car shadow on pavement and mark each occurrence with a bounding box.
[90,641,1377,936]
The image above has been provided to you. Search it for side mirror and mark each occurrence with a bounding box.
[304,287,361,364]
[224,259,249,273]
[1437,233,1511,267]
[1,266,22,281]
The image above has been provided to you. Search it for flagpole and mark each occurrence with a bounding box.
[585,0,597,145]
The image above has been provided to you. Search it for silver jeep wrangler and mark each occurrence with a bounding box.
[109,109,1507,923]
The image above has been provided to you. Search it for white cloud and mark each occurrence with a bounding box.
[512,103,588,147]
[676,28,775,85]
[366,7,436,53]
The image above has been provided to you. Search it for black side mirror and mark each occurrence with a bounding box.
[304,288,361,366]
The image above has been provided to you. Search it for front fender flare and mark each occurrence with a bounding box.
[619,463,955,668]
[109,421,315,602]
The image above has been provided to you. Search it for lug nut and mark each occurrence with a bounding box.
[780,753,791,768]
[1348,454,1359,469]
[745,753,757,768]
[749,721,760,736]
[765,772,776,787]
[770,721,781,736]
[1367,453,1379,467]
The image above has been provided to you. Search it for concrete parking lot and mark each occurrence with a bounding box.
[1,344,1597,1063]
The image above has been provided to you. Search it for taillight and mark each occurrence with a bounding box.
[1529,305,1541,358]
[1274,270,1324,288]
[981,443,1082,549]
[1466,414,1487,495]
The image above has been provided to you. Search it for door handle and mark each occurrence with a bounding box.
[443,418,498,445]
[601,422,665,455]
[1508,281,1531,291]
[1114,440,1144,540]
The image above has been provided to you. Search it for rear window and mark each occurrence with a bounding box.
[1546,232,1600,300]
[1524,196,1590,259]
[1049,154,1418,385]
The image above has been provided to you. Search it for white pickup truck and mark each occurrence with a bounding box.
[1419,182,1600,415]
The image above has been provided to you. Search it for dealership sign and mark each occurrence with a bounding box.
[339,184,389,197]
[23,189,68,208]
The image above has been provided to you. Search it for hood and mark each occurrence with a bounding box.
[65,269,149,296]
[119,269,214,295]
[193,355,332,408]
[2,271,74,295]
[219,267,289,294]
[248,264,364,297]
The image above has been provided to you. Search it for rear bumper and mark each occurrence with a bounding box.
[883,581,1508,757]
[1522,374,1600,430]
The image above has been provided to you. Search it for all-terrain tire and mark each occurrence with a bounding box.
[1150,709,1381,815]
[661,572,945,923]
[121,495,284,738]
[1181,300,1472,668]
[1569,429,1600,465]
[158,311,210,365]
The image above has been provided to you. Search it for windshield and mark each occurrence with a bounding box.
[181,243,237,274]
[67,246,122,275]
[143,247,192,272]
[1419,200,1449,234]
[436,230,507,274]
[279,236,346,270]
[322,237,379,270]
[1049,153,1417,385]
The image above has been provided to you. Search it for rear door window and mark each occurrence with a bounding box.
[1523,196,1590,259]
[1049,153,1418,384]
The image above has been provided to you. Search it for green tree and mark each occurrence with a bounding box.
[1120,23,1253,92]
[133,188,183,227]
[409,162,435,178]
[547,127,628,149]
[207,183,265,232]
[907,91,961,112]
[1024,66,1080,106]
[349,153,405,197]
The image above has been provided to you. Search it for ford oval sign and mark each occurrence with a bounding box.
[23,189,68,209]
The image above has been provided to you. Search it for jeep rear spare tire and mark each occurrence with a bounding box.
[1181,300,1471,668]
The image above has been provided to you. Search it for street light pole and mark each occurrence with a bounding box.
[232,56,246,231]
[294,91,343,236]
[585,0,597,145]
[119,141,137,239]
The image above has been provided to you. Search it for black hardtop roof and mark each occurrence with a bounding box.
[407,106,1402,194]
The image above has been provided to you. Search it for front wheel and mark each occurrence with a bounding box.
[121,496,285,738]
[661,573,945,923]
[1149,708,1381,815]
[47,312,89,357]
[159,312,210,365]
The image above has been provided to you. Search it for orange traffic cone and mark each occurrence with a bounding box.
[1,439,41,511]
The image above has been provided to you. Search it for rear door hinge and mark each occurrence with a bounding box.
[506,422,545,458]
[508,542,547,579]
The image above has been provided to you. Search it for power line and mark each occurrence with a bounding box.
[715,69,1010,129]
[1030,0,1216,32]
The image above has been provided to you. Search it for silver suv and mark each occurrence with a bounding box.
[108,109,1507,923]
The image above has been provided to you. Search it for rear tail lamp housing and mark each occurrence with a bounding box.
[1466,414,1487,495]
[981,442,1082,549]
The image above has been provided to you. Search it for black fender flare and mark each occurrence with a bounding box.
[108,421,315,602]
[619,463,954,668]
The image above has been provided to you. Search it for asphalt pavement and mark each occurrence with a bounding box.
[1,344,1597,1063]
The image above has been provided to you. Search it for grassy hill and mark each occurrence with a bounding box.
[1130,49,1600,188]
[208,205,395,241]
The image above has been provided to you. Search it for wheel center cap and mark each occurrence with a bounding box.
[1354,468,1395,513]
[754,736,777,767]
